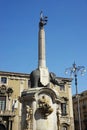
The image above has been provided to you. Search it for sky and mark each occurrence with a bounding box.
[0,0,87,94]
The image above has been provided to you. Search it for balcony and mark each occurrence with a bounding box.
[0,110,15,117]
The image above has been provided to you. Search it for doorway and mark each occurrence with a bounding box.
[0,124,6,130]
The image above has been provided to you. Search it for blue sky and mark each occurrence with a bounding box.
[0,0,87,94]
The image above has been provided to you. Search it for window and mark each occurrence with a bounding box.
[61,103,67,116]
[28,80,31,88]
[60,85,65,91]
[1,77,7,84]
[0,96,6,111]
[62,126,67,130]
[83,104,86,109]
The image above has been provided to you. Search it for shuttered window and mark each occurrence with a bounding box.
[0,96,6,111]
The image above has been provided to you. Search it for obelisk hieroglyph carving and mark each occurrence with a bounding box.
[38,12,49,86]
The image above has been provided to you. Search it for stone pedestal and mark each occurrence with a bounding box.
[20,87,62,130]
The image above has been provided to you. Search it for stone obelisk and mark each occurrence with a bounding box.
[38,12,49,86]
[38,12,46,68]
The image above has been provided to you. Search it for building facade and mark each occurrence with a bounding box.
[0,70,74,130]
[0,71,29,130]
[73,90,87,130]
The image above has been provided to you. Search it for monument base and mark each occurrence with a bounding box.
[20,87,62,130]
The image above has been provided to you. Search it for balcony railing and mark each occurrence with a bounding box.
[0,110,15,117]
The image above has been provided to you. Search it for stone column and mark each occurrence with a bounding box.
[19,80,24,116]
[38,27,46,68]
[68,83,74,130]
[8,117,13,130]
[32,100,36,130]
[38,27,49,86]
[8,97,12,111]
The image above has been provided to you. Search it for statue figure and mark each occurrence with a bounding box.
[38,96,53,119]
[26,105,32,129]
[30,71,60,88]
[39,11,48,28]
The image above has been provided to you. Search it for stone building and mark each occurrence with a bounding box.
[73,90,87,130]
[0,71,29,130]
[0,71,74,130]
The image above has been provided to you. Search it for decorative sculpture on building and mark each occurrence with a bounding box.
[26,105,32,129]
[0,85,13,100]
[38,95,53,119]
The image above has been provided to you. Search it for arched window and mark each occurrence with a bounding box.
[61,103,67,116]
[62,126,67,130]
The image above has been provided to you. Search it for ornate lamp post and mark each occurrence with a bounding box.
[65,62,86,130]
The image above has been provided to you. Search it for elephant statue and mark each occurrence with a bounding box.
[30,69,40,88]
[30,69,60,88]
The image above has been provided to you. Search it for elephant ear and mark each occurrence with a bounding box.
[50,72,59,86]
[50,72,56,80]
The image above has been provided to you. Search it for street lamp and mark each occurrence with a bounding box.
[65,62,86,130]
